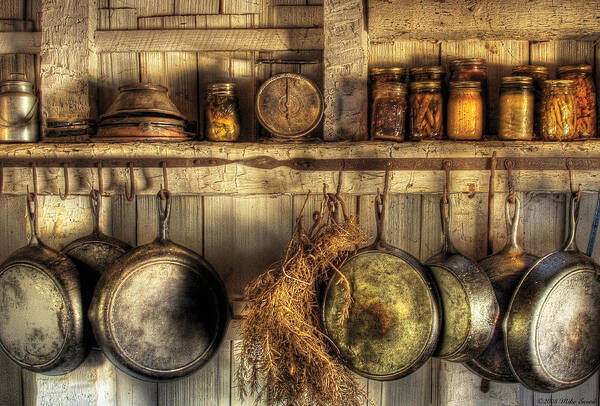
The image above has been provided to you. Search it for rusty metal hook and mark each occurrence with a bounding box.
[504,159,516,203]
[566,158,581,201]
[159,161,169,200]
[59,163,70,200]
[125,162,135,201]
[97,162,104,196]
[442,160,451,203]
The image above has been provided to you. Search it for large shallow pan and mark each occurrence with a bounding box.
[0,192,87,375]
[426,196,499,362]
[504,192,600,392]
[322,177,441,380]
[465,196,537,382]
[89,190,230,381]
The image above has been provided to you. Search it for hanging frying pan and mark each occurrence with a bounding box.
[322,172,441,380]
[465,195,537,382]
[0,187,88,375]
[504,192,600,392]
[89,189,230,381]
[425,196,499,362]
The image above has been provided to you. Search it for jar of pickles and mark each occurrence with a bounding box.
[511,65,549,138]
[370,81,407,141]
[369,67,406,84]
[449,58,488,133]
[409,81,443,140]
[205,83,240,141]
[498,76,534,140]
[410,66,445,82]
[447,81,483,140]
[541,80,576,141]
[558,65,596,138]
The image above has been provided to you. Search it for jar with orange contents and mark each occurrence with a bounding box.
[557,65,596,139]
[447,81,483,140]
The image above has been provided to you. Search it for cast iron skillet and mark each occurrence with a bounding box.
[426,195,499,362]
[0,192,87,375]
[89,189,230,381]
[322,175,441,381]
[504,192,600,392]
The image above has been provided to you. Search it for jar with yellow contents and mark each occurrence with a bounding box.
[447,81,483,140]
[498,76,534,140]
[541,80,577,141]
[511,65,549,138]
[205,83,241,141]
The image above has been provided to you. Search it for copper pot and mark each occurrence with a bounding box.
[101,83,185,121]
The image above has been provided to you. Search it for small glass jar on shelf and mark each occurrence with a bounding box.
[511,65,549,139]
[557,64,596,139]
[540,80,577,141]
[205,83,241,141]
[498,76,534,141]
[449,58,488,133]
[447,81,483,140]
[409,81,444,140]
[370,81,407,141]
[409,66,445,82]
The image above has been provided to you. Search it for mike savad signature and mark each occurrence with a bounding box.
[537,398,596,405]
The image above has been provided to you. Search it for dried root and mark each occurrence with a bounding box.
[236,193,368,406]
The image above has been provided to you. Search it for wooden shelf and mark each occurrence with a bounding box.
[0,140,599,195]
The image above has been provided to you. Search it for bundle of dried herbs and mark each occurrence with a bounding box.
[236,190,368,406]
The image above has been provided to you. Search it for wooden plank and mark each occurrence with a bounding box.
[222,0,261,14]
[441,39,529,135]
[272,5,323,27]
[323,0,368,140]
[95,28,323,52]
[0,195,25,406]
[138,16,167,88]
[203,195,293,298]
[174,0,219,15]
[0,0,24,20]
[39,0,96,134]
[530,40,595,79]
[109,0,173,17]
[0,31,40,54]
[369,0,600,42]
[369,40,440,67]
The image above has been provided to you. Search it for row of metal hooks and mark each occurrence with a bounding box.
[0,161,171,201]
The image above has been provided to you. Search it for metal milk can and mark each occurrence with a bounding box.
[0,74,38,142]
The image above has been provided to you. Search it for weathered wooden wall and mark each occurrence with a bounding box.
[0,0,599,405]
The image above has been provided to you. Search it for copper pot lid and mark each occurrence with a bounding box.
[100,83,186,121]
[256,73,324,139]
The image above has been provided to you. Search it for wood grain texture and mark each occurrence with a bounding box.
[0,32,40,54]
[369,0,600,41]
[323,0,368,140]
[530,40,595,78]
[95,28,323,52]
[369,40,440,67]
[174,0,219,15]
[222,0,261,14]
[272,5,323,27]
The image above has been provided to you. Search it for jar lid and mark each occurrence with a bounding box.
[544,79,575,88]
[410,80,442,91]
[373,81,407,93]
[370,67,405,76]
[119,82,168,93]
[512,65,549,75]
[449,58,487,70]
[208,82,236,92]
[409,66,444,75]
[557,64,593,75]
[501,76,534,87]
[449,81,481,89]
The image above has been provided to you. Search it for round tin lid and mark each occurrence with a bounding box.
[255,73,324,140]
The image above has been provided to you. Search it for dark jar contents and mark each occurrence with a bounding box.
[449,58,488,133]
[409,81,444,140]
[205,83,240,141]
[447,81,483,140]
[498,76,534,140]
[511,65,549,139]
[370,82,407,141]
[541,80,576,141]
[558,65,596,139]
[369,67,407,84]
[410,66,445,82]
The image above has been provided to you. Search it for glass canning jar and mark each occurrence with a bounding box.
[410,66,445,82]
[498,76,534,140]
[370,81,407,141]
[447,81,483,140]
[558,65,596,139]
[205,83,241,141]
[369,67,407,84]
[541,80,576,141]
[449,58,488,133]
[511,65,549,139]
[409,81,444,140]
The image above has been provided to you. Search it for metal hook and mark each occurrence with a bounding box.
[159,161,169,200]
[31,162,38,197]
[504,159,515,203]
[97,162,104,196]
[0,162,4,197]
[59,163,70,200]
[442,160,451,203]
[566,159,581,201]
[125,162,135,201]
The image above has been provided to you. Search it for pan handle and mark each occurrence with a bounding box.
[370,167,390,249]
[502,195,524,255]
[26,189,40,247]
[561,192,580,253]
[440,197,457,255]
[157,189,171,242]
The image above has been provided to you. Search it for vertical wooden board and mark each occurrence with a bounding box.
[109,0,173,17]
[27,0,42,30]
[203,195,293,299]
[530,40,595,78]
[0,0,24,19]
[370,40,441,68]
[174,0,219,15]
[230,52,255,141]
[441,40,529,135]
[222,0,261,14]
[138,17,166,87]
[0,195,25,406]
[272,5,323,27]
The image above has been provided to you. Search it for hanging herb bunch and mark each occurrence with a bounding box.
[236,183,368,406]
